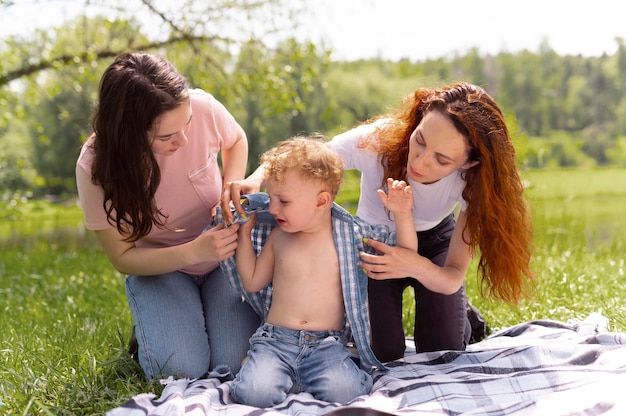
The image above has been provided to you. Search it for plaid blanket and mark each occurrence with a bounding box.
[107,315,626,415]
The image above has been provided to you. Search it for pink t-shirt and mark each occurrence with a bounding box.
[76,89,243,275]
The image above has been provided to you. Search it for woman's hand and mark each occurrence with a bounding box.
[361,227,470,295]
[221,180,253,224]
[191,222,241,263]
[220,166,266,224]
[95,222,241,276]
[360,238,421,280]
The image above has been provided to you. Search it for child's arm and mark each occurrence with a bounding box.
[377,178,417,251]
[235,213,276,293]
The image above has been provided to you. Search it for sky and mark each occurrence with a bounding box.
[305,0,626,60]
[2,0,625,61]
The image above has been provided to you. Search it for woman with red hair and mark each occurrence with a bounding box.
[222,82,534,362]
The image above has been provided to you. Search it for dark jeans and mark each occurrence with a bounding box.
[367,214,473,362]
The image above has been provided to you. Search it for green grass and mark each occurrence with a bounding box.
[453,168,625,335]
[1,167,626,414]
[0,246,161,415]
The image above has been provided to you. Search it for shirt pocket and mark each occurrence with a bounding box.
[188,154,222,211]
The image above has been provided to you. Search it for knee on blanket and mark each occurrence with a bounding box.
[308,368,373,404]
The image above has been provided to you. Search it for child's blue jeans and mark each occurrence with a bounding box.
[231,323,373,407]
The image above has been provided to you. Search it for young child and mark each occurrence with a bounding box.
[230,136,416,407]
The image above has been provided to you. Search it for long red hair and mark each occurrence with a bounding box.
[362,82,534,303]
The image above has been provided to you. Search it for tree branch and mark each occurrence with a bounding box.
[0,35,220,87]
[139,0,184,34]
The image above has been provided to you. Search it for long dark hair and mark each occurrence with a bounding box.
[91,51,189,242]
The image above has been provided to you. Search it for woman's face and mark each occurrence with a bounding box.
[148,101,193,156]
[406,110,476,184]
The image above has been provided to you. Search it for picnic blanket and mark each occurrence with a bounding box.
[107,314,626,415]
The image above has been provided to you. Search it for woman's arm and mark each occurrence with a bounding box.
[220,125,248,186]
[95,222,240,276]
[361,211,472,295]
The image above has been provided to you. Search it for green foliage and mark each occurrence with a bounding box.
[0,127,36,231]
[525,131,597,169]
[0,200,87,246]
[322,60,430,136]
[225,39,333,171]
[2,15,151,196]
[334,170,361,214]
[3,8,626,196]
[0,148,33,194]
[1,1,311,194]
[606,136,626,165]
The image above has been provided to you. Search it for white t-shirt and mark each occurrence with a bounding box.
[76,89,244,275]
[329,119,467,232]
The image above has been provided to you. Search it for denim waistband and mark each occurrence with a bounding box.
[260,323,342,345]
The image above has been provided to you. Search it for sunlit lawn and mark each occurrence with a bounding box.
[1,167,625,414]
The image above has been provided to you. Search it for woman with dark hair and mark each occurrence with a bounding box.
[222,82,534,363]
[76,52,259,380]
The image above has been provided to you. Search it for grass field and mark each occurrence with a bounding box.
[1,167,625,414]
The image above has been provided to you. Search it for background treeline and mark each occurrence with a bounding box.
[2,1,626,204]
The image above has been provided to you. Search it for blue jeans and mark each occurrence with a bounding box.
[231,324,373,407]
[126,267,260,380]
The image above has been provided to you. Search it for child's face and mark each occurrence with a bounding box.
[266,170,326,233]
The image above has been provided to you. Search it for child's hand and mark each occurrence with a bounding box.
[377,178,412,215]
[237,212,257,238]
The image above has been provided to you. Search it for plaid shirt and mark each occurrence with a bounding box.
[215,193,397,371]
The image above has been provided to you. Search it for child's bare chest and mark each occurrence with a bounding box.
[274,233,338,275]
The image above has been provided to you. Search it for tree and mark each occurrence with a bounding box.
[0,0,310,194]
[229,39,331,172]
[0,0,307,88]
